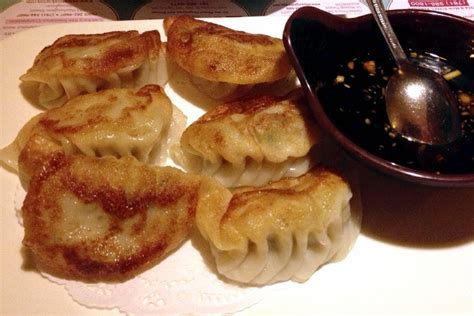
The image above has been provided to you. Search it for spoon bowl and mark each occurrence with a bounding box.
[367,0,461,146]
[386,61,461,145]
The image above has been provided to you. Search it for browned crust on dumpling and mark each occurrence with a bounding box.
[180,91,319,165]
[196,166,352,250]
[22,154,200,281]
[21,30,161,79]
[38,84,169,135]
[164,15,292,84]
[195,93,300,122]
[226,167,347,222]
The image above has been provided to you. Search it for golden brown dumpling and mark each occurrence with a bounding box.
[22,154,202,281]
[196,167,360,285]
[20,30,166,108]
[164,15,293,100]
[0,85,186,188]
[172,91,321,187]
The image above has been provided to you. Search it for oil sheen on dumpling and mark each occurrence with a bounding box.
[172,91,320,187]
[196,167,360,285]
[164,15,292,100]
[20,30,166,108]
[22,154,201,281]
[0,85,185,188]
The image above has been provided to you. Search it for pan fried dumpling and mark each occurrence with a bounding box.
[172,92,321,187]
[164,16,292,101]
[22,154,201,281]
[0,85,186,187]
[20,30,166,108]
[32,85,180,163]
[196,167,360,285]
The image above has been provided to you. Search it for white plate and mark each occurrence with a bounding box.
[1,18,473,316]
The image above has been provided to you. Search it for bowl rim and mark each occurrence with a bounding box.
[283,7,474,187]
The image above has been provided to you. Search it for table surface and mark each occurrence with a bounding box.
[1,0,473,40]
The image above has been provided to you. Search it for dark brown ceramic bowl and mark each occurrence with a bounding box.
[283,7,474,187]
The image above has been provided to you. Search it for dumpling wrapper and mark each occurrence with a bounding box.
[172,91,321,187]
[20,30,167,109]
[22,154,202,281]
[0,85,186,188]
[196,167,361,285]
[164,15,293,100]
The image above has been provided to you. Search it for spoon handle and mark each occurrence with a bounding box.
[366,0,407,65]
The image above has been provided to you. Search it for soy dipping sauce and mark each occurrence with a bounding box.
[318,50,474,174]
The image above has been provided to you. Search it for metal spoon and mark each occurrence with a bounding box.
[367,0,461,145]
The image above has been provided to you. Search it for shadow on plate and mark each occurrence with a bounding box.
[166,60,222,111]
[21,246,39,272]
[359,163,474,248]
[189,228,219,276]
[19,81,45,110]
